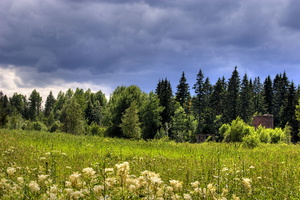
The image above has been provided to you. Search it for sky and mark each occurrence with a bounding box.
[1,0,300,101]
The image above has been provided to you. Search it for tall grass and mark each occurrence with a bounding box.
[1,129,300,199]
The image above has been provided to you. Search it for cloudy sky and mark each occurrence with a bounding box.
[1,0,300,100]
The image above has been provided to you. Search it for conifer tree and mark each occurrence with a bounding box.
[28,89,42,121]
[0,95,10,127]
[224,67,240,123]
[273,73,289,126]
[44,91,56,117]
[280,82,298,142]
[239,74,254,123]
[156,78,174,128]
[210,77,226,117]
[263,75,273,115]
[175,71,190,109]
[193,69,205,134]
[253,77,265,114]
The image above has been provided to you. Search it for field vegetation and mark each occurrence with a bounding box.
[1,129,300,199]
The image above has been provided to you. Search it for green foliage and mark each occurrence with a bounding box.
[28,89,42,121]
[256,125,271,143]
[224,67,240,123]
[2,129,300,199]
[61,98,85,135]
[22,121,47,131]
[220,117,288,146]
[171,104,197,142]
[119,102,142,139]
[221,117,253,143]
[88,122,106,136]
[242,132,260,148]
[156,79,174,125]
[107,85,146,137]
[5,112,24,129]
[175,71,190,107]
[140,92,164,139]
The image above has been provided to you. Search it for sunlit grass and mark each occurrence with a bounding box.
[1,129,300,199]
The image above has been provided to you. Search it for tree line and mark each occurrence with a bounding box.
[0,67,299,143]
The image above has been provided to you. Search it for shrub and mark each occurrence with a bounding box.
[88,123,106,136]
[221,117,254,143]
[242,132,260,148]
[256,125,271,143]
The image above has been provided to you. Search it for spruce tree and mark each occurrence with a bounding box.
[0,95,10,127]
[210,77,226,117]
[175,71,190,108]
[273,73,289,126]
[239,74,254,123]
[224,67,240,123]
[44,91,56,117]
[280,82,298,142]
[193,69,205,134]
[28,89,42,121]
[263,75,273,114]
[253,77,265,114]
[156,78,174,128]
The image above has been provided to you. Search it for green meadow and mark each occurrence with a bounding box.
[1,129,300,199]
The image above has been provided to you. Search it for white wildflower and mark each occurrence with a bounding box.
[82,167,96,178]
[105,168,114,173]
[71,190,84,200]
[38,174,49,183]
[170,180,182,191]
[183,193,192,200]
[17,177,24,184]
[29,181,40,193]
[93,185,104,195]
[191,181,200,188]
[7,167,16,176]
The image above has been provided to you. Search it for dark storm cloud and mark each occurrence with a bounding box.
[0,0,300,93]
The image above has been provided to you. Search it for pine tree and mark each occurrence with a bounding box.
[210,77,226,116]
[224,67,240,123]
[0,95,10,127]
[156,78,174,128]
[44,91,56,117]
[120,102,142,139]
[175,71,190,108]
[280,82,298,142]
[253,77,265,114]
[263,75,273,114]
[273,73,289,126]
[28,89,42,121]
[193,69,205,134]
[239,74,254,123]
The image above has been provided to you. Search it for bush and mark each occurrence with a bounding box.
[22,121,47,131]
[49,121,60,132]
[242,132,260,148]
[88,123,106,136]
[221,117,254,143]
[269,128,285,143]
[256,125,271,143]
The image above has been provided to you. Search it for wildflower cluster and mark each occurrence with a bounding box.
[0,162,249,199]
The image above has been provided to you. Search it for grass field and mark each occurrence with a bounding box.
[1,129,300,199]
